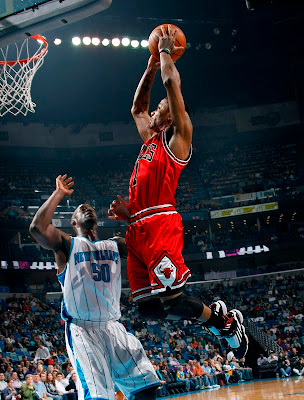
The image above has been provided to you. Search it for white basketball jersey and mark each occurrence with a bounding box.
[57,236,121,322]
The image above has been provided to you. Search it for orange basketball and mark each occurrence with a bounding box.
[148,24,186,62]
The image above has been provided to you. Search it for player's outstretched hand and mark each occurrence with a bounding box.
[56,174,74,196]
[147,55,160,71]
[108,195,130,222]
[157,24,184,54]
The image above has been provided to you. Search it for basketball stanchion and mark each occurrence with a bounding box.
[0,34,48,117]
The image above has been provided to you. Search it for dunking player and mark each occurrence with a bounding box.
[29,175,160,400]
[109,25,248,356]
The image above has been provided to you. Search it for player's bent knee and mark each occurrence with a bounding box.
[134,386,158,400]
[162,293,204,319]
[137,297,167,319]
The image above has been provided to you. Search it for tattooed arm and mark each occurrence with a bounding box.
[131,56,160,141]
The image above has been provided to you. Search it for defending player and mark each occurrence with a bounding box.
[108,25,248,356]
[29,174,160,400]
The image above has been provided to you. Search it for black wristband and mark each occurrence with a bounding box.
[159,47,171,55]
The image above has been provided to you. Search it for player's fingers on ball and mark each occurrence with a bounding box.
[160,25,166,36]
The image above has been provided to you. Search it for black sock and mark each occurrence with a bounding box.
[203,309,225,329]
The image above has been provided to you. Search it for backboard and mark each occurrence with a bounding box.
[0,0,112,47]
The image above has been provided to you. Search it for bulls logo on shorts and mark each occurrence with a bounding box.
[151,253,177,289]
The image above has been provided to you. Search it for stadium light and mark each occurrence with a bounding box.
[92,37,100,46]
[102,38,110,46]
[72,37,81,46]
[141,40,149,48]
[131,40,139,48]
[112,38,120,47]
[83,37,91,45]
[122,38,130,46]
[54,38,62,45]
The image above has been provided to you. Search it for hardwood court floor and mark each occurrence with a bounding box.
[164,377,304,400]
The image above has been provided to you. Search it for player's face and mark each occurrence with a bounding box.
[150,98,171,132]
[73,204,97,229]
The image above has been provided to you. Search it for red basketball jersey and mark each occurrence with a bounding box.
[129,130,191,217]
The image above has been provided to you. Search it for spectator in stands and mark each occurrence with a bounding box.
[223,360,239,383]
[280,359,292,378]
[284,322,295,334]
[34,344,50,365]
[202,361,219,388]
[184,364,200,391]
[0,372,8,392]
[45,374,61,400]
[238,357,253,380]
[55,373,75,398]
[16,365,25,381]
[211,357,229,385]
[268,352,278,363]
[11,372,22,393]
[191,361,208,388]
[290,347,299,359]
[153,365,167,397]
[257,354,268,366]
[21,375,37,400]
[4,367,13,382]
[32,373,50,400]
[39,373,60,400]
[36,365,46,376]
[2,378,21,400]
[65,373,77,393]
[176,366,190,391]
[293,357,304,377]
[230,357,244,381]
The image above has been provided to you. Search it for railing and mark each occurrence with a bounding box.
[244,319,283,354]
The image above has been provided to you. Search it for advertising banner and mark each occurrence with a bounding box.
[210,202,278,219]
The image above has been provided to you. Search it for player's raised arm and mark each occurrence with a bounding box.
[131,56,160,141]
[158,25,193,161]
[29,174,74,271]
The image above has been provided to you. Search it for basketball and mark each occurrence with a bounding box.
[148,24,186,62]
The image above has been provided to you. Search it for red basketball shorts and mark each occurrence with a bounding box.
[125,211,191,301]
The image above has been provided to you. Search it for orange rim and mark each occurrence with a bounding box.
[0,34,48,66]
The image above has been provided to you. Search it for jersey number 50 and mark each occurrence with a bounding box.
[91,263,111,283]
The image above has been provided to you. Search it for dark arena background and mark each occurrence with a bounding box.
[1,0,304,399]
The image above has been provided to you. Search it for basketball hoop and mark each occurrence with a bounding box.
[0,34,48,117]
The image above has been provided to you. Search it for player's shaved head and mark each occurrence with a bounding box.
[71,203,97,233]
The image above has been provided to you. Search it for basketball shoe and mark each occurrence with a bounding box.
[207,301,249,358]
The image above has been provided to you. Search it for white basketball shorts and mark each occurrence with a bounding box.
[65,319,159,400]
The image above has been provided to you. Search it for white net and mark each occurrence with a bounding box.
[0,36,48,117]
